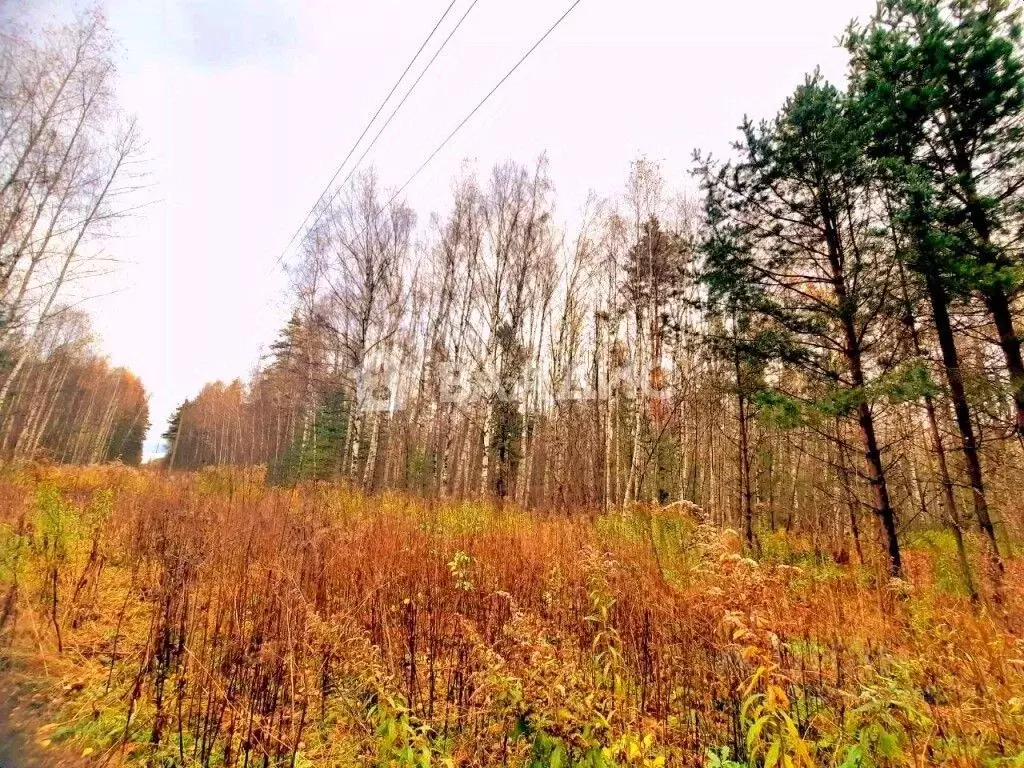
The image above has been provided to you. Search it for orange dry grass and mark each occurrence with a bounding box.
[0,464,1021,767]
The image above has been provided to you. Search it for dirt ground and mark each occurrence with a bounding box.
[0,671,85,768]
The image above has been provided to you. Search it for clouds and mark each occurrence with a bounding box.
[170,0,299,68]
[0,0,298,69]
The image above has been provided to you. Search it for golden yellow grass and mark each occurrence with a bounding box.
[0,464,1022,767]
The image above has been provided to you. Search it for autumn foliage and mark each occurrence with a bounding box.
[0,465,1021,767]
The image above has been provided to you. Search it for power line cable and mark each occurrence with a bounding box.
[363,0,585,237]
[306,0,484,238]
[276,0,460,264]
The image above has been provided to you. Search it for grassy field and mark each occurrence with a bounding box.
[0,464,1022,767]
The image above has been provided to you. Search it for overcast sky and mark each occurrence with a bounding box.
[16,0,875,457]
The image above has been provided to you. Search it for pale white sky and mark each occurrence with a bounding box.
[17,0,873,457]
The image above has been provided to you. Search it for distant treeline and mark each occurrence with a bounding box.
[0,12,149,465]
[166,0,1024,580]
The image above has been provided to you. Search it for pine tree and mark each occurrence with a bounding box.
[847,0,1024,434]
[162,401,188,470]
[845,0,1020,569]
[696,76,908,576]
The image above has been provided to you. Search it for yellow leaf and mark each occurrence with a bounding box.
[768,684,790,710]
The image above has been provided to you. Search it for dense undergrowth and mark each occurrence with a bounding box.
[0,464,1022,767]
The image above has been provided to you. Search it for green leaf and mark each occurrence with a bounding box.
[747,714,770,752]
[840,745,863,768]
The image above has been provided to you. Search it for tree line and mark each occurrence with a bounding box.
[164,0,1024,583]
[0,11,150,464]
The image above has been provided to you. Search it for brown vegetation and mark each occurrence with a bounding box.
[0,465,1021,766]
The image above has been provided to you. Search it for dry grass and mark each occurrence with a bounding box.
[0,464,1022,767]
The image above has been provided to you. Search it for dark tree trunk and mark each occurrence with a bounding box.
[960,172,1024,433]
[982,285,1024,434]
[737,387,755,553]
[926,273,1003,572]
[854,399,902,577]
[923,392,980,603]
[823,206,903,577]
